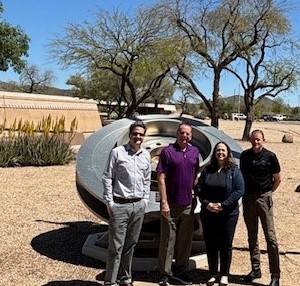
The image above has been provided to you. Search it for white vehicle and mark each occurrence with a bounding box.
[231,113,247,120]
[272,114,286,121]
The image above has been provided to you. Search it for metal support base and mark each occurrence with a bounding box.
[82,232,207,272]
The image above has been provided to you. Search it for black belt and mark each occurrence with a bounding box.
[113,196,142,204]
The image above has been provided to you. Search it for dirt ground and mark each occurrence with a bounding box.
[1,119,299,286]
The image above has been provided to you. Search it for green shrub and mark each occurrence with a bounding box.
[0,135,76,167]
[0,115,77,167]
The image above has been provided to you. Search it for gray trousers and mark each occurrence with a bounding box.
[243,191,280,277]
[105,200,146,285]
[158,204,194,276]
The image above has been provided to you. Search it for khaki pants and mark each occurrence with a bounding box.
[158,204,194,276]
[243,191,280,277]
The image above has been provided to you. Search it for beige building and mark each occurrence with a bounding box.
[0,91,101,144]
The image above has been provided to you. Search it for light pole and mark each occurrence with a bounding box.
[238,84,241,114]
[298,93,300,120]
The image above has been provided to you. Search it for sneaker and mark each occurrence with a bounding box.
[159,275,169,286]
[220,275,228,285]
[207,276,216,286]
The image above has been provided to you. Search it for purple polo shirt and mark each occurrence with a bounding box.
[156,142,200,206]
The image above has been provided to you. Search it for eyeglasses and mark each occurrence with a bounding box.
[131,132,145,137]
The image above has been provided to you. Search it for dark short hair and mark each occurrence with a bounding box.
[129,121,147,134]
[209,141,236,170]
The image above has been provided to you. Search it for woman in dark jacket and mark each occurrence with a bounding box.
[196,141,244,286]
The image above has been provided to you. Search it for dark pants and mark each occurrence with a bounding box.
[158,204,194,276]
[200,210,239,276]
[243,191,280,277]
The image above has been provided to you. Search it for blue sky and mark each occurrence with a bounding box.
[1,0,299,107]
[0,0,155,87]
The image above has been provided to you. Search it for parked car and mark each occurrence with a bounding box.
[262,114,275,121]
[262,114,286,121]
[231,113,247,120]
[272,114,286,121]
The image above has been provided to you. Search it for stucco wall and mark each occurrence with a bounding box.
[0,91,102,133]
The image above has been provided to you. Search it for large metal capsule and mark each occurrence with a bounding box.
[76,114,242,227]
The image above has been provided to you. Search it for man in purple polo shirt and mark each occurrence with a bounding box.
[157,122,200,286]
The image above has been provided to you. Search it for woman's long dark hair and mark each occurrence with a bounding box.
[208,141,236,171]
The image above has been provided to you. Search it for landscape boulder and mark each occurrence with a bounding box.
[282,133,293,143]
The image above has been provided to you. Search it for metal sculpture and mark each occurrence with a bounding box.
[76,114,242,269]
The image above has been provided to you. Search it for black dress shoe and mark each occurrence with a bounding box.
[269,277,280,286]
[243,269,262,282]
[170,273,193,285]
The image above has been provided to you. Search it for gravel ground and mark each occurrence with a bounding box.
[1,119,299,286]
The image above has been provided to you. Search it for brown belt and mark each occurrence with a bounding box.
[113,196,142,204]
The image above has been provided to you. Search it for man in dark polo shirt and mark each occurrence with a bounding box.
[240,129,281,286]
[156,122,200,286]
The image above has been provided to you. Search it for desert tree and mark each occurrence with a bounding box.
[156,0,259,128]
[224,0,299,139]
[156,0,296,128]
[67,68,175,119]
[18,64,55,93]
[170,76,199,116]
[0,2,29,74]
[66,70,123,119]
[271,97,290,114]
[49,7,181,118]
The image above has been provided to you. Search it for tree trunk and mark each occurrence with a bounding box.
[242,118,252,140]
[242,92,254,140]
[211,116,219,128]
[210,108,219,128]
[125,104,137,118]
[210,70,221,129]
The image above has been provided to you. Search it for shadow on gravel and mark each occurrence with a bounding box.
[31,220,107,269]
[133,269,266,285]
[42,280,102,286]
[32,220,271,285]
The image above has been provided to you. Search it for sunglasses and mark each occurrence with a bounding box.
[131,132,145,137]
